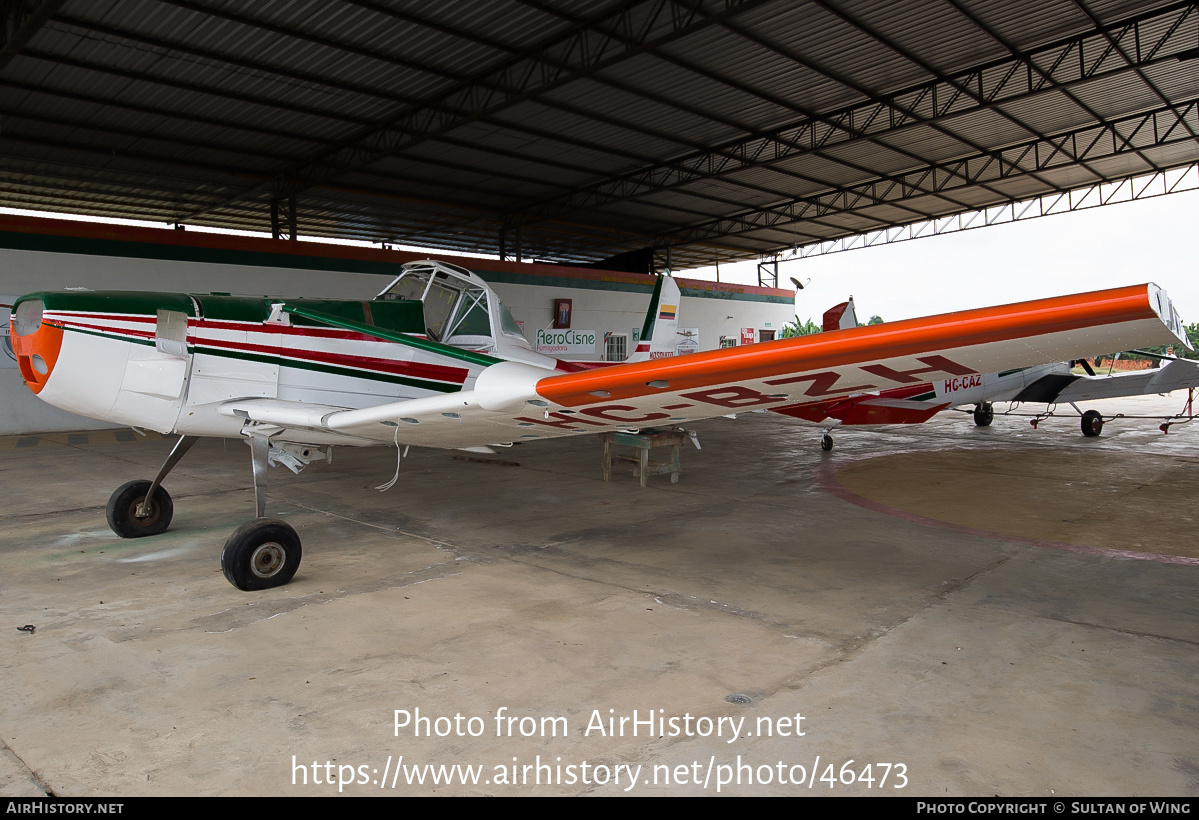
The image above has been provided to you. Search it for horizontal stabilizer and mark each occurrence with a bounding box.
[830,397,949,425]
[771,395,947,425]
[770,400,840,423]
[1054,358,1199,402]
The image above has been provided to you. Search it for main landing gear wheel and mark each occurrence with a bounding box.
[973,402,994,427]
[820,432,834,452]
[1081,410,1104,437]
[106,480,174,538]
[221,518,302,591]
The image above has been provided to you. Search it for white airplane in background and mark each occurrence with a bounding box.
[774,297,1199,449]
[931,355,1199,435]
[9,260,1190,590]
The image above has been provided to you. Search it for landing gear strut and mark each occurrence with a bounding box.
[105,435,197,538]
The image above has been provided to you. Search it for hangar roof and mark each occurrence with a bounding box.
[0,0,1196,269]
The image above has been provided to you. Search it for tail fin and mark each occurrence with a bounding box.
[628,274,681,361]
[822,296,858,332]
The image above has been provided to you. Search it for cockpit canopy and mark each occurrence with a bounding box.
[375,260,535,360]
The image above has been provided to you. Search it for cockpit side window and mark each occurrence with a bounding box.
[444,288,491,340]
[422,276,459,340]
[497,302,525,339]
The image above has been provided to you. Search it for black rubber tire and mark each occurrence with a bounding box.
[820,433,834,452]
[973,402,994,427]
[1081,410,1104,437]
[106,480,173,538]
[221,518,302,591]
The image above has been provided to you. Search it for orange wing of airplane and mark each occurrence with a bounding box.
[244,283,1189,448]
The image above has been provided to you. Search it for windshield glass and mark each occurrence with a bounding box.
[376,266,499,344]
[379,272,428,302]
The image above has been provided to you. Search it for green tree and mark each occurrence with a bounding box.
[778,316,821,338]
[1185,322,1199,357]
[1125,323,1199,360]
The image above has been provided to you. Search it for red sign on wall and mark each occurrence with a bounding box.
[741,327,756,346]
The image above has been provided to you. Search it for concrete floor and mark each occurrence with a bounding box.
[1,393,1197,796]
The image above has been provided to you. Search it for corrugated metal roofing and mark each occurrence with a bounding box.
[0,0,1195,270]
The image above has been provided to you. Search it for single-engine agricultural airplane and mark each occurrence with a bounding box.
[774,297,1199,449]
[8,260,1191,590]
[934,355,1199,434]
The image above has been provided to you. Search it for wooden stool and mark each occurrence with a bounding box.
[602,428,686,487]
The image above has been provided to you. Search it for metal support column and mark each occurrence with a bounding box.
[757,256,779,288]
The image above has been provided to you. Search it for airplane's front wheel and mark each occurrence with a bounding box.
[1081,410,1104,437]
[106,480,173,538]
[820,432,834,452]
[221,518,302,591]
[973,403,994,427]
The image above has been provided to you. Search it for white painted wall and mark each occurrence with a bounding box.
[494,280,789,358]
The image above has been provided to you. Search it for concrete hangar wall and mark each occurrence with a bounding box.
[0,214,794,435]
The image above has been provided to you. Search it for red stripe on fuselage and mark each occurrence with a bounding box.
[47,318,156,341]
[47,310,467,384]
[49,310,155,324]
[191,336,469,384]
[51,311,430,345]
[195,317,416,343]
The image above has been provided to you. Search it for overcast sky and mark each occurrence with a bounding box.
[683,187,1199,326]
